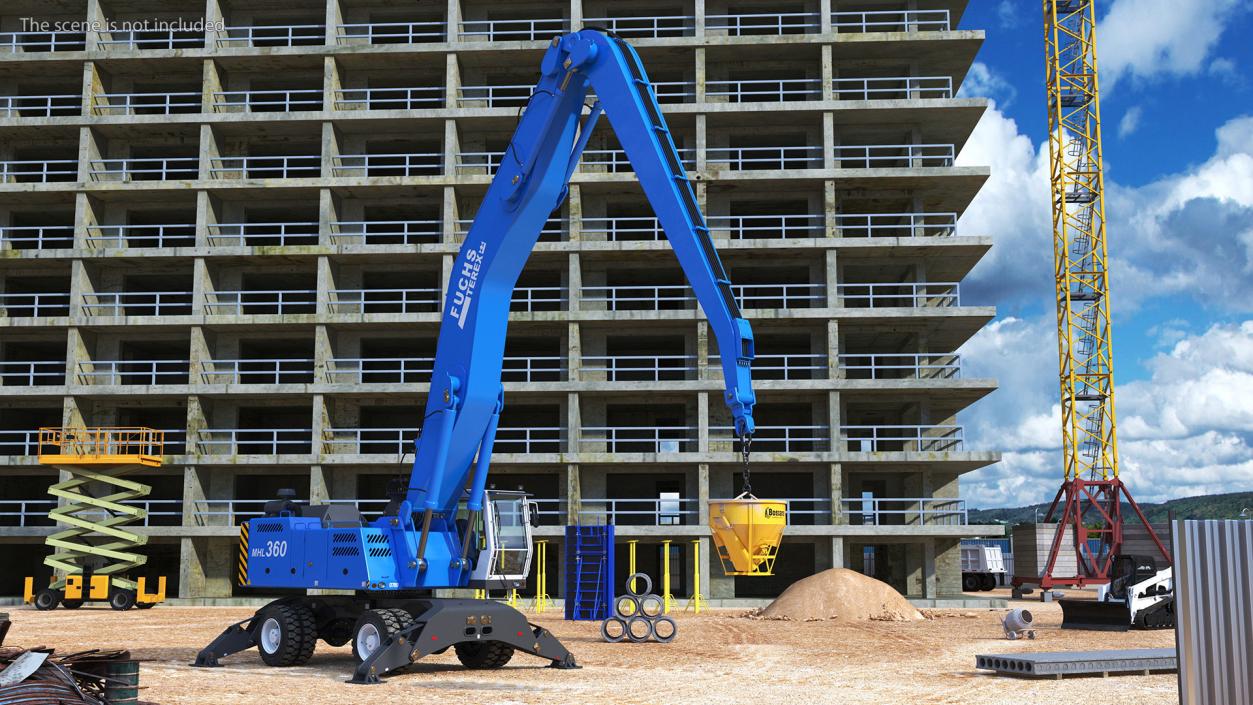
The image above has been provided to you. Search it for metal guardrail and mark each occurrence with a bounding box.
[87,224,196,248]
[198,429,313,454]
[206,290,317,315]
[218,24,326,47]
[580,16,694,38]
[333,153,443,177]
[711,353,826,380]
[459,18,569,41]
[0,430,39,455]
[89,157,198,181]
[77,360,189,385]
[330,220,441,244]
[578,497,700,526]
[510,286,566,312]
[458,84,534,108]
[0,292,71,317]
[323,427,417,454]
[835,212,958,237]
[0,498,184,527]
[833,143,956,168]
[335,87,444,110]
[328,288,441,314]
[208,222,319,246]
[99,30,204,50]
[706,78,822,101]
[336,22,446,44]
[579,426,695,453]
[0,225,75,249]
[712,424,828,451]
[841,425,964,452]
[581,147,696,172]
[832,9,951,33]
[326,357,434,384]
[582,354,695,382]
[0,159,77,183]
[213,89,323,112]
[839,353,961,379]
[841,497,967,525]
[94,91,202,115]
[709,214,825,239]
[0,31,86,52]
[833,75,954,100]
[706,12,821,35]
[707,145,823,169]
[0,94,81,117]
[837,282,960,307]
[455,217,565,241]
[494,426,564,453]
[0,361,64,386]
[201,359,315,385]
[83,292,193,317]
[502,356,565,382]
[210,155,321,179]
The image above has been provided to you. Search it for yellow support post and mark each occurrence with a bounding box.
[661,539,673,614]
[533,540,553,613]
[685,539,706,613]
[627,540,638,594]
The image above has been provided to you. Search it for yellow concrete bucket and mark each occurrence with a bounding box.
[708,494,787,576]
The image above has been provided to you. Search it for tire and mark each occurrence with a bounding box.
[109,589,136,611]
[351,608,410,664]
[454,641,514,669]
[61,600,84,610]
[652,615,677,643]
[319,618,355,647]
[627,573,652,597]
[136,601,156,610]
[639,594,664,618]
[600,617,627,643]
[962,574,980,592]
[34,589,61,611]
[626,615,653,643]
[979,574,997,592]
[614,595,640,618]
[257,602,317,667]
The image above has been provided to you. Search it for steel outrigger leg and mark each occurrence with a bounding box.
[192,615,260,667]
[349,622,425,685]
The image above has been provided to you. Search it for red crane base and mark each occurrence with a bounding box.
[1011,477,1170,590]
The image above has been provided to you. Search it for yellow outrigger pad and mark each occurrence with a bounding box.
[708,494,787,575]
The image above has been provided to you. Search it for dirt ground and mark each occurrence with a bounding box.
[3,589,1179,705]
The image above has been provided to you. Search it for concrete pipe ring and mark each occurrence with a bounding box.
[601,617,628,643]
[627,572,652,597]
[652,615,677,643]
[639,594,664,618]
[615,594,641,619]
[626,615,654,643]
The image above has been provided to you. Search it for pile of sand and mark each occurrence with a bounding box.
[750,568,924,622]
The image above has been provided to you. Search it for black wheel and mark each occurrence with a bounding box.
[351,608,411,664]
[962,574,980,592]
[34,589,61,611]
[600,617,627,643]
[652,615,677,643]
[61,599,84,610]
[135,601,156,610]
[615,595,640,618]
[454,641,514,669]
[979,574,997,592]
[109,589,136,611]
[257,602,317,667]
[319,618,355,647]
[626,615,653,643]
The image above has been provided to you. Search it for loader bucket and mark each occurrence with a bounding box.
[708,494,787,576]
[1059,598,1131,631]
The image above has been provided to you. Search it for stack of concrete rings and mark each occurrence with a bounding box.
[600,573,677,643]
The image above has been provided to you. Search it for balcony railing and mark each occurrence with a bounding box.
[455,217,565,241]
[330,220,441,245]
[459,18,568,42]
[0,225,75,250]
[511,286,566,312]
[0,31,87,53]
[213,89,323,112]
[83,291,193,317]
[711,353,826,380]
[99,30,205,50]
[324,427,417,455]
[1,498,184,527]
[580,15,694,37]
[458,84,534,108]
[707,145,823,170]
[335,87,444,110]
[332,153,443,177]
[336,22,446,44]
[0,159,78,183]
[211,155,322,179]
[0,430,40,455]
[706,78,822,102]
[328,288,440,314]
[0,94,81,118]
[709,214,825,240]
[94,91,202,116]
[198,428,313,454]
[835,212,957,238]
[90,157,198,182]
[218,24,326,47]
[456,151,503,174]
[326,357,433,384]
[0,499,56,526]
[77,360,189,386]
[494,426,563,453]
[581,147,695,172]
[0,361,64,386]
[579,426,695,453]
[833,143,955,168]
[578,497,700,526]
[206,290,317,316]
[841,497,967,525]
[833,75,954,100]
[0,292,71,317]
[838,353,960,379]
[87,224,195,248]
[652,81,697,104]
[190,499,270,524]
[841,425,964,452]
[583,284,823,311]
[837,282,960,307]
[502,356,564,382]
[713,424,828,452]
[201,359,314,385]
[736,283,825,309]
[208,222,319,247]
[581,216,663,241]
[706,12,820,35]
[582,354,694,382]
[832,9,951,33]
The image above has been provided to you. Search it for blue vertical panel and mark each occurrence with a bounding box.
[564,525,615,621]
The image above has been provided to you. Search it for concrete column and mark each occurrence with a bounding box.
[820,0,833,33]
[85,0,104,50]
[830,537,845,569]
[822,112,836,169]
[694,112,706,172]
[568,321,581,382]
[320,122,339,178]
[315,256,333,315]
[566,392,580,454]
[829,462,844,525]
[697,392,709,453]
[565,463,580,525]
[694,47,706,104]
[697,463,710,523]
[325,0,343,47]
[443,54,461,113]
[81,61,101,117]
[567,183,582,242]
[825,248,839,307]
[827,318,840,379]
[695,320,709,380]
[197,123,218,181]
[205,0,225,47]
[570,0,582,28]
[189,326,211,386]
[923,538,937,599]
[322,57,340,113]
[446,0,462,43]
[311,393,327,463]
[694,0,706,37]
[441,186,458,246]
[567,252,581,310]
[192,257,211,315]
[64,328,90,386]
[310,465,330,504]
[820,45,834,100]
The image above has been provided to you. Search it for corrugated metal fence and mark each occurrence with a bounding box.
[1173,519,1253,705]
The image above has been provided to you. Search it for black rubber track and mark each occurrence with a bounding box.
[260,603,318,666]
[454,640,515,669]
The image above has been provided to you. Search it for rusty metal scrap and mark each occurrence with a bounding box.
[0,645,150,705]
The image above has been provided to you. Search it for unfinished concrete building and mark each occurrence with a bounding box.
[0,0,1001,606]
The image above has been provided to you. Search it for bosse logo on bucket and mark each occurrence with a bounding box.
[449,241,487,329]
[765,507,786,518]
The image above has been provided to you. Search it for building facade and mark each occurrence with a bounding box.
[0,0,1000,605]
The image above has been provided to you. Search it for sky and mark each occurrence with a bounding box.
[952,0,1253,508]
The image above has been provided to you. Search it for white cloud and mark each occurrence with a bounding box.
[1099,0,1248,89]
[1117,106,1143,138]
[996,1,1021,28]
[957,63,1018,108]
[962,320,1253,507]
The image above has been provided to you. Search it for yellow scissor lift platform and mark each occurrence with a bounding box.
[23,427,167,611]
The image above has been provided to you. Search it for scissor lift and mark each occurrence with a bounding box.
[24,427,167,611]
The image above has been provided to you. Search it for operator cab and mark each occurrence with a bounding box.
[468,489,534,590]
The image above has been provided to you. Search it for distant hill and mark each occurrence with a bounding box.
[969,491,1253,525]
